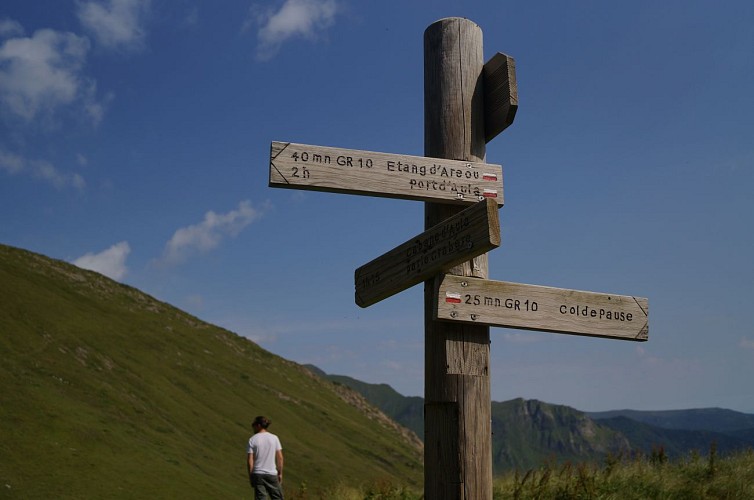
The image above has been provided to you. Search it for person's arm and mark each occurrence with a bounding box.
[276,449,284,483]
[247,452,254,476]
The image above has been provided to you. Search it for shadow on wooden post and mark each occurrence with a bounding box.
[423,17,493,500]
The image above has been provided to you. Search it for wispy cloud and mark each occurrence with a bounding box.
[157,200,265,267]
[76,0,151,51]
[0,149,85,190]
[0,24,105,124]
[0,18,24,38]
[246,0,339,61]
[73,241,131,280]
[740,337,754,350]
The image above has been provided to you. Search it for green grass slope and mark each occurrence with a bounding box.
[309,367,424,439]
[0,244,422,498]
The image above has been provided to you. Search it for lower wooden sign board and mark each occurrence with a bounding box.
[270,141,503,206]
[356,198,500,308]
[435,275,648,341]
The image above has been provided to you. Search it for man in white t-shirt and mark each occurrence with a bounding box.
[246,416,284,499]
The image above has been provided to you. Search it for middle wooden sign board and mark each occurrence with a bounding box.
[355,198,500,308]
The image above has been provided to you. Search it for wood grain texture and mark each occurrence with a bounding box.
[483,53,518,143]
[355,198,500,308]
[424,402,461,497]
[269,141,503,206]
[424,17,493,500]
[436,275,649,341]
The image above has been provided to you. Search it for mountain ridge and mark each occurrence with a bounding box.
[314,369,754,471]
[587,408,754,433]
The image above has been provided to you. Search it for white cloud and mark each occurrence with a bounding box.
[0,149,23,174]
[157,200,264,266]
[0,149,85,190]
[81,79,113,126]
[32,158,86,190]
[73,241,131,281]
[76,0,151,51]
[249,0,339,60]
[0,26,102,123]
[0,18,24,38]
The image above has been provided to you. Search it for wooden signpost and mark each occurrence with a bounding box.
[270,141,503,206]
[436,275,648,341]
[355,198,500,308]
[266,17,648,500]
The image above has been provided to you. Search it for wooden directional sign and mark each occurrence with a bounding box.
[483,53,518,143]
[355,198,500,308]
[435,275,648,341]
[269,141,503,206]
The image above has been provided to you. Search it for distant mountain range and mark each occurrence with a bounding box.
[587,408,754,433]
[312,368,754,472]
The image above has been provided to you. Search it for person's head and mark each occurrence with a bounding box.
[252,416,271,432]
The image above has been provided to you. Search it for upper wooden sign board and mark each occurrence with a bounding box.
[436,275,648,341]
[269,141,503,206]
[483,53,518,143]
[355,198,500,308]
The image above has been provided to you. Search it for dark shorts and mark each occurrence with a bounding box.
[250,473,283,500]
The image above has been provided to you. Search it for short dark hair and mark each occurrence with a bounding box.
[253,416,271,429]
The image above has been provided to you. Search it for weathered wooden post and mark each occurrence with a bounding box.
[423,18,492,499]
[268,16,647,499]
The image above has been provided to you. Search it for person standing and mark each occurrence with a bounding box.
[246,416,284,499]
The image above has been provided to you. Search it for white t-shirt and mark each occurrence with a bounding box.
[247,432,282,475]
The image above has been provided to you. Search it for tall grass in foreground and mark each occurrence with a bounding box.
[285,479,421,499]
[284,448,754,499]
[494,446,754,500]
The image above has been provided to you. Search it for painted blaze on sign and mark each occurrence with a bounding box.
[269,141,503,205]
[436,275,648,341]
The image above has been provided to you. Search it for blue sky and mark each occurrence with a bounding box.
[2,0,753,413]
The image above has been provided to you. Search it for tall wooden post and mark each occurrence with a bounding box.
[424,18,492,499]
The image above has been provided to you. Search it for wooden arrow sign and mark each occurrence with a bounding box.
[269,141,503,206]
[435,275,648,341]
[355,198,500,308]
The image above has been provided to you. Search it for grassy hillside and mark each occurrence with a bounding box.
[309,367,424,439]
[490,399,628,473]
[0,244,422,498]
